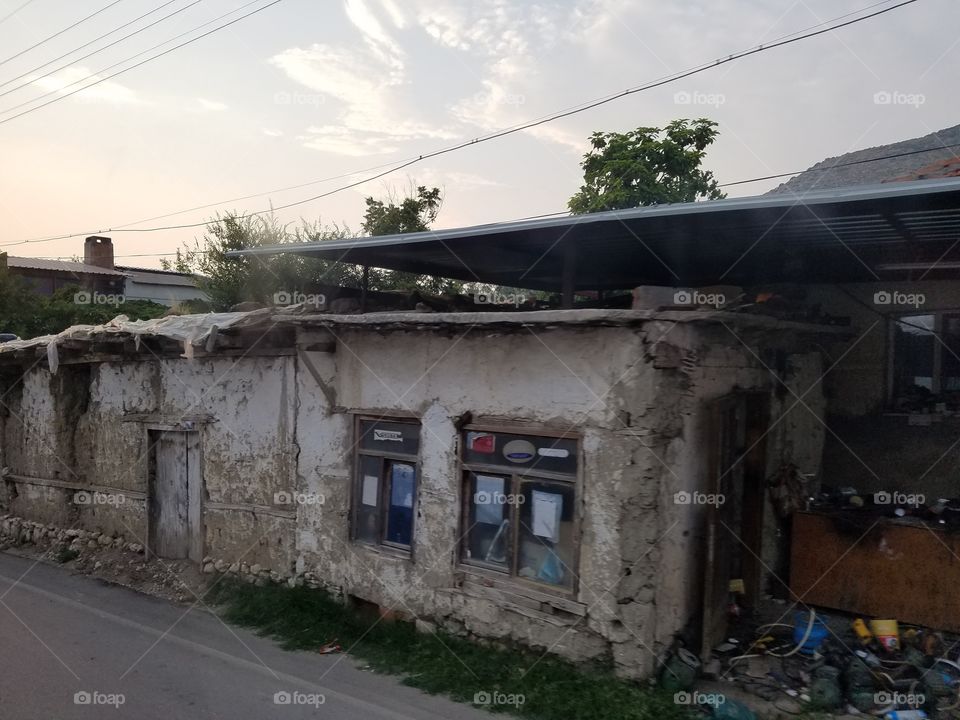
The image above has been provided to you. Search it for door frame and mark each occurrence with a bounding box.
[700,391,769,660]
[144,424,203,563]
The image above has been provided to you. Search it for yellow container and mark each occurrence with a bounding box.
[852,618,872,645]
[869,619,899,651]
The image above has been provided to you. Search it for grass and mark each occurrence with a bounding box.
[54,546,80,564]
[205,579,694,720]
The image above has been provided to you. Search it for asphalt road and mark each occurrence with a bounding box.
[0,552,492,720]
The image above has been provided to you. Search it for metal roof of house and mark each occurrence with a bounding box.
[117,266,201,287]
[228,177,960,291]
[6,256,126,276]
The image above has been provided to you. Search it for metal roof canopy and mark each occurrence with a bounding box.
[228,177,960,293]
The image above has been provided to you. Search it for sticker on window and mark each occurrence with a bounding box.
[467,432,496,454]
[502,439,536,463]
[537,447,569,458]
[374,429,403,442]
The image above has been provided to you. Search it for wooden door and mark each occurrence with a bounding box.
[701,396,746,660]
[148,430,202,561]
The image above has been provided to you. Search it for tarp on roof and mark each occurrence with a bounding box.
[0,310,272,371]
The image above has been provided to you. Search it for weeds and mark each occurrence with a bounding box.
[206,579,692,720]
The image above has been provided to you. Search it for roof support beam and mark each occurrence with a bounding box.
[561,239,576,308]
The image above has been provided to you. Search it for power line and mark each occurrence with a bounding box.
[0,0,263,114]
[0,0,125,67]
[0,0,920,247]
[0,0,38,26]
[14,135,956,259]
[0,0,282,123]
[17,140,960,261]
[0,0,185,93]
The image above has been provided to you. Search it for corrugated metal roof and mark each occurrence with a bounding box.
[116,266,201,288]
[228,177,960,290]
[6,256,125,276]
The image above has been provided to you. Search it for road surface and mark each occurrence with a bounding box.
[0,551,492,719]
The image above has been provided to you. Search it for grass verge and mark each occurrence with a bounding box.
[206,579,693,720]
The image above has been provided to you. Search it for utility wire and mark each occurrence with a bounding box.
[0,0,281,123]
[0,0,263,114]
[0,0,38,26]
[0,0,125,67]
[0,0,921,248]
[9,136,954,253]
[0,0,185,93]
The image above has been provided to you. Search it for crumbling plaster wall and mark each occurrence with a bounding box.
[1,355,298,569]
[293,320,826,678]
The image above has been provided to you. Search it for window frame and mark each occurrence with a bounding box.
[351,414,421,555]
[458,423,581,597]
[887,310,960,404]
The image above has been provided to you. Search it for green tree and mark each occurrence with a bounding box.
[0,265,167,340]
[361,185,442,236]
[360,186,462,295]
[568,119,725,214]
[163,214,359,310]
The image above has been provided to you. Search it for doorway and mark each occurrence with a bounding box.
[147,429,203,561]
[700,392,769,659]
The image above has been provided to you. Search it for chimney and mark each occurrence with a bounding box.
[84,236,114,270]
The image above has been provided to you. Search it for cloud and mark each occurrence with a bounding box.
[31,67,141,105]
[262,128,284,137]
[270,0,455,156]
[196,97,228,112]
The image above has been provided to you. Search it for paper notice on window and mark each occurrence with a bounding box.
[361,475,378,507]
[474,475,505,525]
[532,490,562,543]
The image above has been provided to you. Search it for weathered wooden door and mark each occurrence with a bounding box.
[148,430,202,561]
[700,392,769,660]
[701,396,745,660]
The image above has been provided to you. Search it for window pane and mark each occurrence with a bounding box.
[517,480,576,588]
[463,473,512,571]
[941,314,960,392]
[355,455,381,544]
[463,431,577,475]
[893,314,935,400]
[384,461,415,546]
[359,420,420,456]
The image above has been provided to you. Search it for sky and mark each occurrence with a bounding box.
[0,0,957,268]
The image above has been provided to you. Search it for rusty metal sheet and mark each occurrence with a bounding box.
[790,511,960,632]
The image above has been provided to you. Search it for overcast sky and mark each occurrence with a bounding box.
[0,0,956,267]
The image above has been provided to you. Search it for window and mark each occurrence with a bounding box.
[890,312,960,405]
[460,428,578,591]
[353,418,420,551]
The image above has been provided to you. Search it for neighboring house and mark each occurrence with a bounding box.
[3,236,206,307]
[119,266,208,306]
[2,178,960,679]
[3,254,126,296]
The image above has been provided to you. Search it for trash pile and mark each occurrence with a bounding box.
[662,610,960,719]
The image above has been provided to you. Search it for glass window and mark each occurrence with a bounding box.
[353,418,420,551]
[461,429,578,591]
[892,314,935,399]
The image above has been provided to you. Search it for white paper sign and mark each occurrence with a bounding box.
[532,490,562,543]
[361,475,378,506]
[374,429,403,442]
